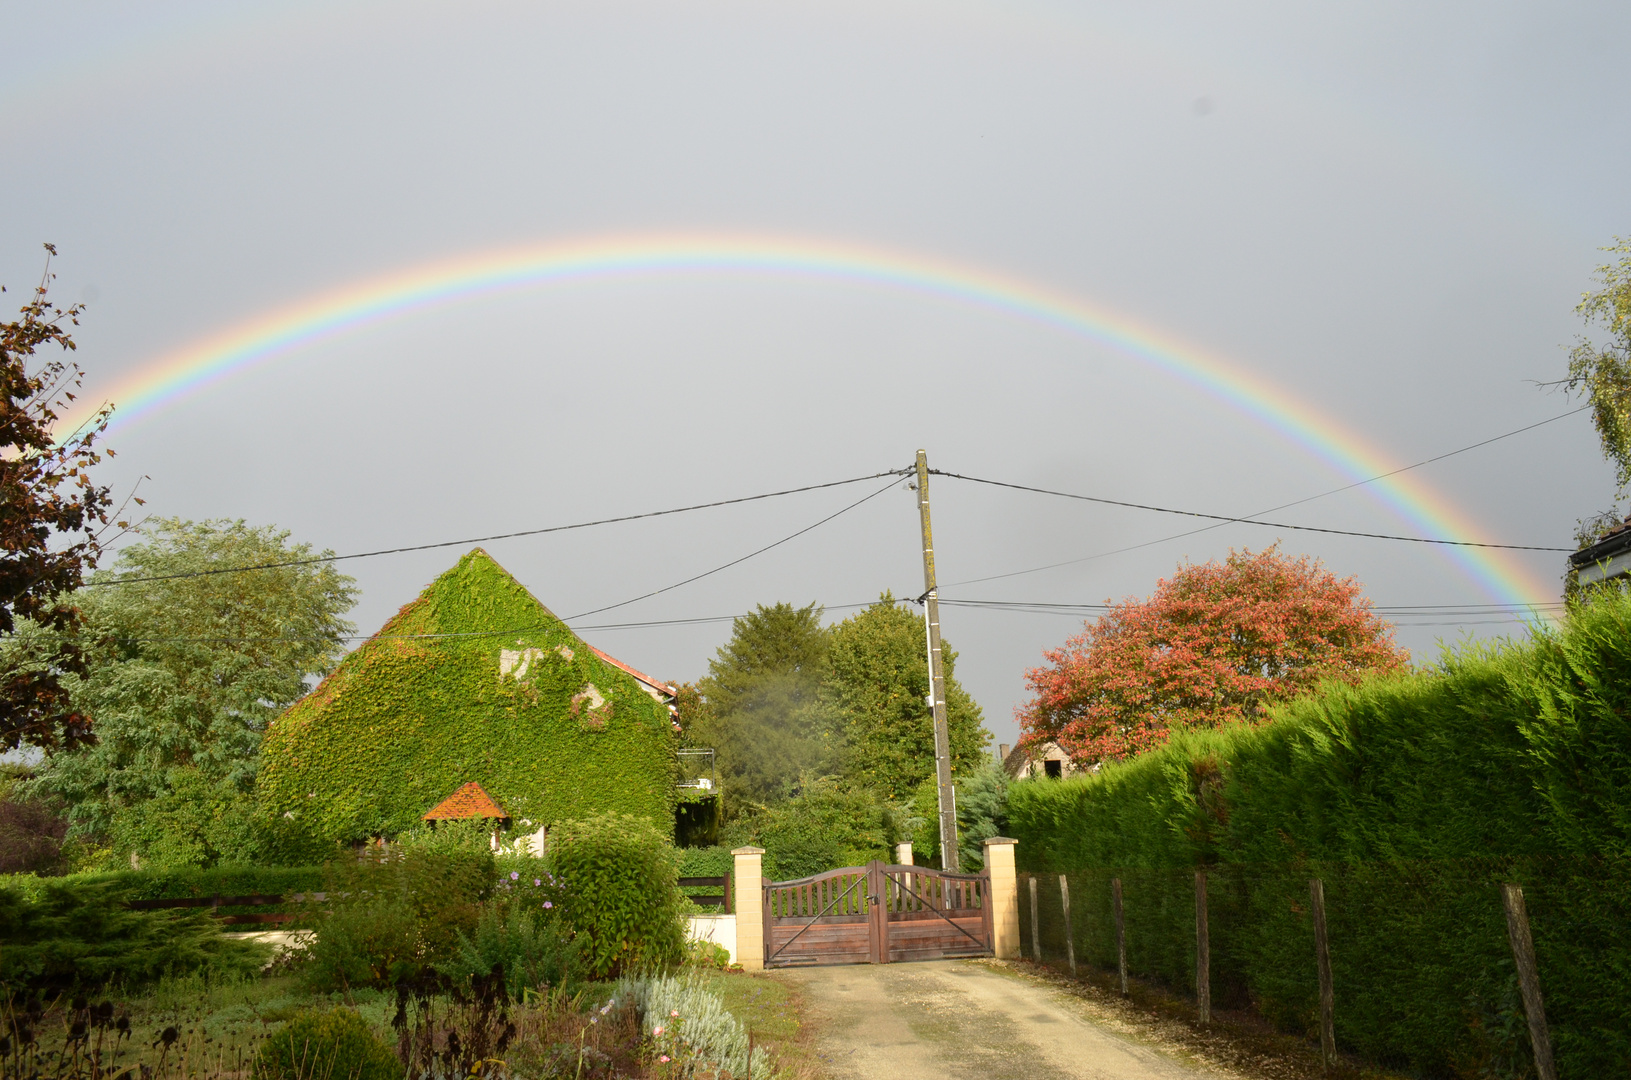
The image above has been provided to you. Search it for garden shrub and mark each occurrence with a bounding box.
[256,1008,401,1080]
[436,903,584,998]
[304,848,492,990]
[1007,589,1631,1076]
[0,878,265,991]
[548,812,685,978]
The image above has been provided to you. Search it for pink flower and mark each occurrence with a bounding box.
[653,1026,664,1036]
[534,879,541,886]
[659,1055,671,1063]
[544,901,553,909]
[510,871,520,880]
[670,1010,680,1017]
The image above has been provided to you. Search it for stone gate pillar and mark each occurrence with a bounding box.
[983,837,1021,959]
[732,846,766,970]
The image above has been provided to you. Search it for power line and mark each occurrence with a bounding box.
[81,468,911,587]
[928,470,1570,551]
[938,408,1587,588]
[565,476,906,620]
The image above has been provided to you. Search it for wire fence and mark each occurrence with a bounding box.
[1018,857,1631,1078]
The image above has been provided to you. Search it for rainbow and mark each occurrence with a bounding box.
[61,233,1556,608]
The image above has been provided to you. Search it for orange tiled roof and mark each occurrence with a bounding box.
[589,645,676,698]
[422,781,509,821]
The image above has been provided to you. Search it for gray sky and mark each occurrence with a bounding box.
[4,0,1628,745]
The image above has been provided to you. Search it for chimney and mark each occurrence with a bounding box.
[998,743,1010,761]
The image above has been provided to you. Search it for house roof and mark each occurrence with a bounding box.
[589,645,676,701]
[1570,517,1631,569]
[423,781,509,821]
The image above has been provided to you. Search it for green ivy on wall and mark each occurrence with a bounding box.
[259,550,676,843]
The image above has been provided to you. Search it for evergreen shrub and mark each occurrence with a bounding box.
[1007,590,1631,1076]
[0,878,266,991]
[256,1008,401,1080]
[548,812,685,978]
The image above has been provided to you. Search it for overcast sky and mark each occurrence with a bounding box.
[4,0,1628,745]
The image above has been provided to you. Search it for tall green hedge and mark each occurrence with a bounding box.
[260,550,676,842]
[1008,590,1631,1077]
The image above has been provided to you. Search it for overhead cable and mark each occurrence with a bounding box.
[928,470,1570,552]
[82,468,911,587]
[939,408,1588,587]
[565,476,906,620]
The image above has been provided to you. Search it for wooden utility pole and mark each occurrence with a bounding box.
[915,449,960,871]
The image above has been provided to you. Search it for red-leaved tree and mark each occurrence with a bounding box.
[1,246,123,751]
[1018,545,1408,764]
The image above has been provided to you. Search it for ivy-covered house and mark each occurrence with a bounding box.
[258,549,682,845]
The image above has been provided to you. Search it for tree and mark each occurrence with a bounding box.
[1565,237,1631,498]
[691,603,834,808]
[1019,546,1407,763]
[0,247,124,752]
[822,594,989,802]
[25,518,357,851]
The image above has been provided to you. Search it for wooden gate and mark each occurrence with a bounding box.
[762,861,992,967]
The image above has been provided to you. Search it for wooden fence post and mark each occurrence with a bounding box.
[1195,870,1210,1024]
[1501,883,1557,1080]
[1059,875,1077,977]
[1112,877,1128,996]
[1029,876,1041,963]
[1310,878,1335,1071]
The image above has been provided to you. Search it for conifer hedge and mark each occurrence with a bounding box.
[1008,590,1631,1076]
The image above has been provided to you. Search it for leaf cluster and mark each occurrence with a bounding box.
[1020,545,1407,764]
[685,595,989,814]
[257,1007,401,1080]
[545,812,686,979]
[19,518,359,856]
[1566,237,1631,497]
[0,248,125,752]
[304,846,494,990]
[258,550,677,844]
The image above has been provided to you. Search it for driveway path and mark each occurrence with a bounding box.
[776,960,1233,1080]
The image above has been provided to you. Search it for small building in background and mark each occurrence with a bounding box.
[999,741,1079,780]
[1570,518,1631,588]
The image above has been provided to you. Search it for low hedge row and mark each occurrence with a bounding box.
[1007,590,1631,1077]
[0,864,323,904]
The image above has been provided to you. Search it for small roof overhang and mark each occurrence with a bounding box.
[422,781,509,821]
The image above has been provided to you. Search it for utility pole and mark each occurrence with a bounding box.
[915,449,960,871]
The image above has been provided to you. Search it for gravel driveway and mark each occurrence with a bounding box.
[776,960,1234,1080]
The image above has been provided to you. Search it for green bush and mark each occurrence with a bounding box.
[548,812,685,978]
[722,779,902,879]
[437,903,584,998]
[0,864,323,903]
[303,848,492,990]
[256,1008,401,1080]
[0,878,266,991]
[1007,590,1631,1076]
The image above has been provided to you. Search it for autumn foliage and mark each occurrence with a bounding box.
[1019,546,1407,763]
